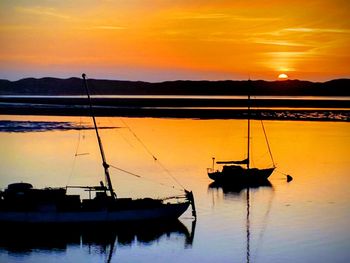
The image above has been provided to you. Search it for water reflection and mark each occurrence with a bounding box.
[0,120,117,132]
[0,220,195,260]
[208,180,273,195]
[1,116,349,262]
[208,182,274,263]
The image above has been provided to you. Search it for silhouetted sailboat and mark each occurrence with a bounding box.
[207,81,275,184]
[0,74,195,224]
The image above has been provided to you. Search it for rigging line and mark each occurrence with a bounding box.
[260,120,275,167]
[156,160,186,190]
[74,118,82,156]
[119,118,157,161]
[109,164,141,178]
[250,94,274,167]
[253,187,275,261]
[275,169,289,176]
[108,164,184,192]
[120,118,186,190]
[67,116,83,186]
[110,119,135,150]
[75,153,89,156]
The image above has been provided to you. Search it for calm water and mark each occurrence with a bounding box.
[0,115,349,263]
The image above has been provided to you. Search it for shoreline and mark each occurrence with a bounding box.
[1,104,349,122]
[0,96,349,122]
[1,96,349,108]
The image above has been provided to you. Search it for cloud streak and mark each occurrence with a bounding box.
[172,12,279,22]
[252,39,311,47]
[284,27,350,34]
[15,6,70,20]
[90,25,126,30]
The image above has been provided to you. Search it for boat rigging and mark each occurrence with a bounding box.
[0,73,196,224]
[207,80,275,184]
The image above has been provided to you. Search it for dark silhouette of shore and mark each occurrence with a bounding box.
[0,77,349,121]
[0,102,348,121]
[0,77,349,96]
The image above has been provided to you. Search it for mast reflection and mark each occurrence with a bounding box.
[208,181,273,263]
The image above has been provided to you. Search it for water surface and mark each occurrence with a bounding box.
[0,115,349,263]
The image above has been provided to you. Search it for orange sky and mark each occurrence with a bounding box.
[0,0,349,81]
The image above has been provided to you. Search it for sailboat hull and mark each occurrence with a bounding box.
[208,166,274,184]
[0,202,190,224]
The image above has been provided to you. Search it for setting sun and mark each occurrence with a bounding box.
[278,73,289,80]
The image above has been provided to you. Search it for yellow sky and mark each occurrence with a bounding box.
[0,0,349,81]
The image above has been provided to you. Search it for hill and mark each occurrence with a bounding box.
[0,78,349,96]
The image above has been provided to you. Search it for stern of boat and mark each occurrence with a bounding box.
[184,190,197,219]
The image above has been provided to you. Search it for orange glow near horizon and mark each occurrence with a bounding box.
[0,1,349,81]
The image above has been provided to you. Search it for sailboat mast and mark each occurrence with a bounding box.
[247,80,251,169]
[82,74,116,199]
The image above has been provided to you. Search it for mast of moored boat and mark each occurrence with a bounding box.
[82,73,116,199]
[247,80,251,170]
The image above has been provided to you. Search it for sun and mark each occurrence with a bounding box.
[278,73,288,80]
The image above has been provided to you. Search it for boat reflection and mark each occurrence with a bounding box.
[208,180,272,195]
[0,220,195,256]
[208,181,273,263]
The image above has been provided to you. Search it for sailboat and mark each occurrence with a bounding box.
[0,74,195,224]
[207,81,275,184]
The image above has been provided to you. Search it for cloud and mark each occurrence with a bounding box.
[252,39,311,47]
[90,25,126,30]
[172,12,279,22]
[284,27,350,34]
[266,51,315,59]
[172,12,230,20]
[229,15,280,22]
[253,27,350,37]
[15,6,70,19]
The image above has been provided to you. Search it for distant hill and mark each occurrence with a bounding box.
[0,77,349,96]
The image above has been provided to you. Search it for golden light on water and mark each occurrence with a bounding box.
[1,116,349,200]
